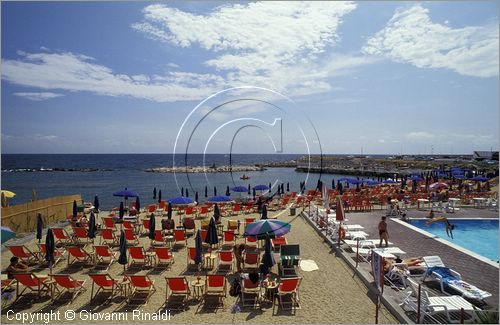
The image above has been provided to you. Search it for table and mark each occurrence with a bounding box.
[263,282,278,302]
[165,235,174,248]
[190,279,205,300]
[204,253,217,270]
[417,199,430,210]
[473,198,487,209]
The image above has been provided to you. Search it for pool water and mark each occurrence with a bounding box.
[410,219,499,262]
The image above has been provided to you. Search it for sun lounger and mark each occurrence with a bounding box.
[343,239,393,247]
[345,231,369,239]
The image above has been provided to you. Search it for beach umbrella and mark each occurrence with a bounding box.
[248,184,251,195]
[36,213,43,243]
[148,213,155,241]
[409,175,423,181]
[261,235,276,275]
[337,177,350,182]
[207,195,231,203]
[231,186,248,193]
[118,230,127,272]
[153,187,157,200]
[470,175,488,182]
[429,182,449,190]
[332,179,335,189]
[204,217,219,247]
[94,195,100,211]
[181,187,184,197]
[167,203,173,219]
[119,202,124,219]
[213,203,220,221]
[277,185,281,195]
[286,182,290,192]
[382,179,398,185]
[0,190,16,198]
[195,192,199,204]
[1,226,16,244]
[412,180,417,193]
[347,178,361,185]
[204,186,208,198]
[45,228,55,272]
[261,205,268,220]
[135,196,141,212]
[252,188,256,200]
[113,188,138,206]
[253,184,270,191]
[269,183,272,191]
[336,197,345,222]
[168,196,194,205]
[88,212,97,240]
[366,180,381,186]
[281,183,285,194]
[226,186,230,196]
[244,219,291,240]
[195,230,203,266]
[72,200,78,221]
[158,190,162,203]
[186,188,189,197]
[214,186,217,196]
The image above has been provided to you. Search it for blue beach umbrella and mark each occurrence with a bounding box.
[45,228,55,272]
[409,175,423,181]
[118,230,128,271]
[94,195,100,211]
[113,188,138,199]
[36,213,43,243]
[195,230,203,266]
[261,235,276,275]
[88,212,97,239]
[337,177,350,182]
[470,175,488,182]
[148,213,156,241]
[383,179,398,185]
[231,186,248,193]
[168,196,194,205]
[135,196,141,212]
[366,180,381,186]
[1,226,16,244]
[261,205,268,220]
[119,202,124,220]
[253,184,270,191]
[158,190,162,204]
[204,217,219,247]
[454,175,467,180]
[207,195,231,203]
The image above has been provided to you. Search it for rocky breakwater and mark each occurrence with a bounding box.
[145,165,266,173]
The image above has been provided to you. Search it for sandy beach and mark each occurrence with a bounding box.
[1,208,397,324]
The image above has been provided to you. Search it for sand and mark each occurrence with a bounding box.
[1,207,397,324]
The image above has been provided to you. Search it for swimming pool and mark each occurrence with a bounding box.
[409,219,499,262]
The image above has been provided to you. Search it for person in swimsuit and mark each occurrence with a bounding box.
[426,216,454,239]
[6,257,28,279]
[378,216,389,247]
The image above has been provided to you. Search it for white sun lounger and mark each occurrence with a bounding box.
[345,231,369,239]
[343,239,393,247]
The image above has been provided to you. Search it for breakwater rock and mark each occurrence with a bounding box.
[145,165,266,173]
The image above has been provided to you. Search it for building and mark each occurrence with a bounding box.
[473,151,499,161]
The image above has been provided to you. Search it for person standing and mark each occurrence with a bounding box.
[378,216,389,247]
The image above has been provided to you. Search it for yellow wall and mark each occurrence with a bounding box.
[1,195,82,234]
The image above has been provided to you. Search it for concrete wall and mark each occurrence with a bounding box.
[1,194,82,234]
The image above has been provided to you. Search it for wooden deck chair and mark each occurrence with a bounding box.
[222,231,236,248]
[204,274,226,307]
[154,247,174,269]
[122,221,135,233]
[241,277,261,308]
[52,228,73,246]
[13,273,50,301]
[217,251,234,273]
[124,228,139,246]
[52,274,87,302]
[72,227,89,245]
[147,204,156,214]
[142,219,151,236]
[7,245,41,265]
[243,251,260,271]
[227,220,239,235]
[67,246,93,267]
[93,245,116,267]
[102,217,116,230]
[200,219,210,230]
[100,228,118,246]
[243,203,254,214]
[245,235,259,249]
[89,273,124,302]
[182,217,196,237]
[128,246,153,269]
[37,243,64,266]
[231,203,241,216]
[153,230,166,246]
[165,277,190,311]
[197,206,209,219]
[276,277,301,311]
[271,236,288,251]
[173,229,187,248]
[127,275,156,305]
[186,247,201,270]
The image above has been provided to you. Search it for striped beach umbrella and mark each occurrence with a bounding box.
[244,219,291,240]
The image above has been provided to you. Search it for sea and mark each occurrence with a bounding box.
[1,154,356,209]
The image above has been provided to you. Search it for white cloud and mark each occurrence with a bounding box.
[406,131,435,140]
[167,62,180,69]
[363,5,499,78]
[13,92,64,101]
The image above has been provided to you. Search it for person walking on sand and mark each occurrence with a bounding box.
[378,216,389,247]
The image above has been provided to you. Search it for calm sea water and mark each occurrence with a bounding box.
[1,154,349,209]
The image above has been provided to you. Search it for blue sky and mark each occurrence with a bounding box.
[1,1,498,155]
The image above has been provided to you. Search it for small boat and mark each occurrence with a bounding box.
[240,174,250,180]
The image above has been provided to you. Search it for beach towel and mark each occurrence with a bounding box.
[299,259,319,272]
[426,266,458,283]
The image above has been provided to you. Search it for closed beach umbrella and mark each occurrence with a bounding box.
[45,228,55,272]
[88,212,97,240]
[195,230,203,266]
[286,182,290,192]
[1,226,16,244]
[195,192,199,204]
[186,188,189,197]
[94,195,100,211]
[205,186,208,198]
[118,230,128,271]
[205,217,219,247]
[72,200,78,221]
[213,203,220,220]
[158,190,162,204]
[252,188,256,200]
[226,186,230,196]
[248,184,251,195]
[261,205,268,220]
[1,193,7,208]
[148,213,155,240]
[181,187,184,197]
[153,187,157,200]
[269,183,272,191]
[36,213,43,243]
[167,203,173,219]
[244,219,291,240]
[119,202,124,220]
[135,196,141,212]
[281,183,285,194]
[261,235,276,275]
[214,186,217,196]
